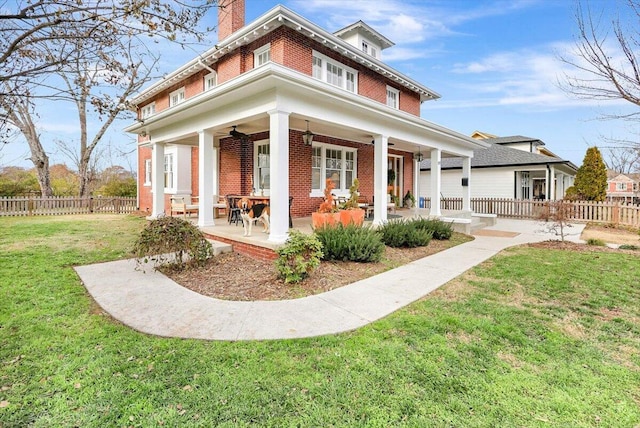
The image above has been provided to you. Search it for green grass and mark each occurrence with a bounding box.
[1,215,639,427]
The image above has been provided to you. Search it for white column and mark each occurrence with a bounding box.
[198,130,215,227]
[462,156,471,212]
[413,156,420,214]
[373,134,388,225]
[212,138,220,197]
[556,172,565,199]
[430,148,442,217]
[151,142,165,218]
[267,109,290,243]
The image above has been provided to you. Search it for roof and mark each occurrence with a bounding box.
[333,20,395,50]
[130,5,439,106]
[420,140,577,171]
[470,130,497,139]
[488,135,545,146]
[607,173,636,182]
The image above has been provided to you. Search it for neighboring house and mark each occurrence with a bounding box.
[419,135,577,201]
[606,170,639,203]
[125,1,488,243]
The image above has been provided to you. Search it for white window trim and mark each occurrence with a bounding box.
[164,151,175,192]
[386,85,400,109]
[310,142,357,197]
[169,87,185,107]
[204,72,217,90]
[615,182,627,191]
[253,139,270,195]
[144,159,152,186]
[141,102,155,119]
[312,50,358,93]
[254,43,271,67]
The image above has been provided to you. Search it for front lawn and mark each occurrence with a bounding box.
[1,215,639,427]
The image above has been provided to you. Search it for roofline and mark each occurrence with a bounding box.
[421,159,578,172]
[333,20,395,49]
[130,5,440,106]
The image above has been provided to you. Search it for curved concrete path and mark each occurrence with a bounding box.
[74,219,585,341]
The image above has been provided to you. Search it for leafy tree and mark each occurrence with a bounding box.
[50,164,79,196]
[572,146,608,201]
[95,166,136,197]
[0,166,39,196]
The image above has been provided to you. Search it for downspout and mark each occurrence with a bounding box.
[546,164,551,201]
[199,58,216,74]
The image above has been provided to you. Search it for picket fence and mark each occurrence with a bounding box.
[0,196,137,216]
[420,197,640,228]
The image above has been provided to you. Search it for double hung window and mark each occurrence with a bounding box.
[311,51,357,93]
[311,143,357,195]
[169,88,185,107]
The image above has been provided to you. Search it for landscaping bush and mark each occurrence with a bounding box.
[133,216,213,269]
[586,238,606,246]
[314,224,384,262]
[411,217,454,240]
[619,244,639,251]
[275,230,323,284]
[377,218,433,248]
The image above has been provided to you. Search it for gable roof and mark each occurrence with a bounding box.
[488,135,545,146]
[130,5,439,106]
[420,140,577,171]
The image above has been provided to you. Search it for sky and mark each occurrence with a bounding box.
[1,0,636,170]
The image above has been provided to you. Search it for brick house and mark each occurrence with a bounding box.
[125,1,488,243]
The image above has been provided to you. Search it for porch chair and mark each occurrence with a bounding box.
[212,195,227,218]
[357,195,374,218]
[170,195,199,219]
[226,195,242,226]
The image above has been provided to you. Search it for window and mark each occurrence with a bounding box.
[204,72,217,90]
[521,172,530,199]
[370,47,377,58]
[311,51,358,93]
[361,40,369,53]
[144,159,152,186]
[141,103,155,119]
[386,86,399,109]
[616,182,627,191]
[254,142,270,193]
[254,44,271,67]
[311,143,357,195]
[164,153,174,189]
[169,87,185,107]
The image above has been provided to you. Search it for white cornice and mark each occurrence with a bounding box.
[130,5,440,106]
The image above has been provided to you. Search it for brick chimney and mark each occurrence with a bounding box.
[218,0,245,41]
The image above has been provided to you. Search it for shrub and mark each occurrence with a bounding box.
[275,230,323,284]
[619,244,639,251]
[133,216,213,269]
[411,217,454,240]
[314,224,384,262]
[377,219,433,248]
[586,238,606,246]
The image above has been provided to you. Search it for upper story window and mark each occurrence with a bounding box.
[204,72,217,90]
[254,44,271,67]
[140,102,155,119]
[386,86,399,109]
[169,87,185,107]
[616,182,627,191]
[311,51,358,94]
[361,40,369,53]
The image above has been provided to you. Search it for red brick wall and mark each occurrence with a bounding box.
[217,0,245,42]
[138,146,152,213]
[191,147,199,197]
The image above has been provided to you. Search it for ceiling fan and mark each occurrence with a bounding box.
[229,125,249,140]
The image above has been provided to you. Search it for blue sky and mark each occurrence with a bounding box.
[1,0,634,170]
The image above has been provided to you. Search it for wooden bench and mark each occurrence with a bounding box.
[170,195,199,218]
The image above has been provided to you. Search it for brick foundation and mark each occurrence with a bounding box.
[202,232,278,261]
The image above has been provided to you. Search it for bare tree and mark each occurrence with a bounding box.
[0,0,221,197]
[560,0,640,116]
[605,145,640,173]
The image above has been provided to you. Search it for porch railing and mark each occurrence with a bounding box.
[419,197,640,228]
[0,196,137,216]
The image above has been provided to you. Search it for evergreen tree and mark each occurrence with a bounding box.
[572,146,607,201]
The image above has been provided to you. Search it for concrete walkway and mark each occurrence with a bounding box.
[74,219,585,341]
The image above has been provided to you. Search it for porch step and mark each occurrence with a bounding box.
[206,239,233,256]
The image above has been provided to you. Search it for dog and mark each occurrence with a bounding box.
[238,197,270,237]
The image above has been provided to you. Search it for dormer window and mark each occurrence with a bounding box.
[386,86,399,109]
[254,44,271,67]
[169,87,185,107]
[141,102,155,119]
[361,40,369,53]
[204,72,217,90]
[311,51,358,93]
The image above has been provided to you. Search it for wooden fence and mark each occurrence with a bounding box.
[420,197,640,228]
[0,196,137,216]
